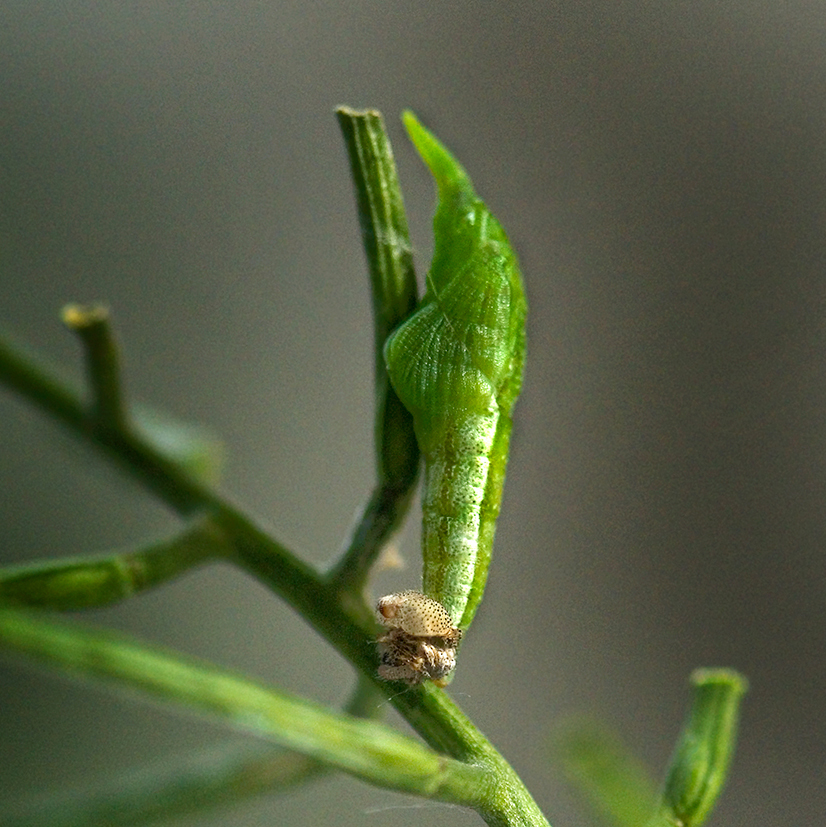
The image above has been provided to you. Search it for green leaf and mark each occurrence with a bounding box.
[555,718,658,827]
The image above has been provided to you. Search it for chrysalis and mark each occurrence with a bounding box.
[384,112,526,632]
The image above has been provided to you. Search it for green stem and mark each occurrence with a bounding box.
[0,609,486,806]
[329,107,420,596]
[3,676,385,827]
[0,330,549,825]
[61,303,128,432]
[335,107,417,373]
[0,517,226,610]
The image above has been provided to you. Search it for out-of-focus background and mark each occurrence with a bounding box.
[2,3,824,826]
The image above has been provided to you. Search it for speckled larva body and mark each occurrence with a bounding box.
[420,410,500,626]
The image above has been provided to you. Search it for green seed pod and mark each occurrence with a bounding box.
[384,111,526,630]
[658,669,749,827]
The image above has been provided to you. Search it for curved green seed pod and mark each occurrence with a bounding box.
[384,111,526,630]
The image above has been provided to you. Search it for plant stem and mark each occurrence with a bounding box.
[0,326,550,826]
[328,107,420,597]
[0,609,486,805]
[0,517,225,610]
[61,303,128,432]
[651,669,748,827]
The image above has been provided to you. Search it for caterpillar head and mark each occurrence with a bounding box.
[375,590,462,643]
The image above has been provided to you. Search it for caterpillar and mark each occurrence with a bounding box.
[383,112,526,632]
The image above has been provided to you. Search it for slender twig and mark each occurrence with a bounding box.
[0,609,487,805]
[335,107,417,347]
[0,517,227,610]
[328,108,420,599]
[2,676,385,827]
[650,670,748,827]
[61,303,128,431]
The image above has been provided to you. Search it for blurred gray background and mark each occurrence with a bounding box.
[1,3,824,826]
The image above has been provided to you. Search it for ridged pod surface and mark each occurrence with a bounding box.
[384,112,526,631]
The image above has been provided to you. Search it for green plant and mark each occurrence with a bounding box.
[0,107,745,827]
